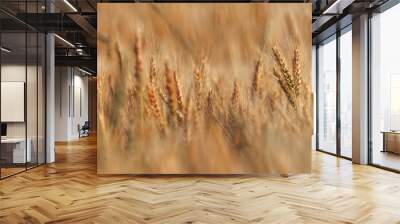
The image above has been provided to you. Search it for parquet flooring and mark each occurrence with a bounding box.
[1,135,400,223]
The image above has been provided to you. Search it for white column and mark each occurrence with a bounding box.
[352,14,369,164]
[46,33,55,163]
[46,1,55,163]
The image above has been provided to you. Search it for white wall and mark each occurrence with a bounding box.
[1,65,27,141]
[1,65,37,137]
[72,73,89,138]
[55,67,70,141]
[55,67,89,141]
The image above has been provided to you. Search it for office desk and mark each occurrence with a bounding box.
[1,138,31,163]
[382,131,400,154]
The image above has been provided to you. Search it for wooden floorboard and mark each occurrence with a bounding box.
[1,135,400,223]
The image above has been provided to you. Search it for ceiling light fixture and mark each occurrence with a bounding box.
[54,34,75,48]
[1,47,11,53]
[322,0,354,15]
[76,48,87,56]
[63,0,78,12]
[78,67,93,76]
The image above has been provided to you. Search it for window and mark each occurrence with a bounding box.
[317,36,337,154]
[370,3,400,171]
[340,28,352,158]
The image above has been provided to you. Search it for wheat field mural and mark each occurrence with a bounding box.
[97,3,312,174]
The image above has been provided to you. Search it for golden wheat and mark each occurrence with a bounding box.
[104,40,309,150]
[292,47,302,97]
[193,59,206,111]
[149,57,157,84]
[165,64,178,126]
[147,82,166,134]
[231,80,240,111]
[173,71,184,113]
[98,4,312,174]
[134,32,144,87]
[272,46,302,109]
[252,58,263,98]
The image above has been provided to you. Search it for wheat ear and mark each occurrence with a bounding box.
[134,32,143,89]
[272,46,301,109]
[147,83,166,134]
[193,58,206,110]
[231,80,240,110]
[149,57,157,84]
[292,47,302,97]
[173,71,184,113]
[252,58,263,98]
[165,64,178,126]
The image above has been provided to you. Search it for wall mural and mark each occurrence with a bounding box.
[98,3,312,174]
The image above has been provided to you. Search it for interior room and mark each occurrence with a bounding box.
[0,12,46,178]
[1,0,400,223]
[370,2,400,171]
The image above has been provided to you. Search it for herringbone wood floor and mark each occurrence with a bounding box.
[1,135,400,224]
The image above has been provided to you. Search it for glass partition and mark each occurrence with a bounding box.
[1,30,28,177]
[371,4,400,171]
[339,27,352,158]
[0,2,46,179]
[317,35,337,154]
[27,30,38,169]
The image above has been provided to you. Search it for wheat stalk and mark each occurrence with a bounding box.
[205,89,214,120]
[252,58,263,98]
[183,95,192,141]
[191,95,201,131]
[272,46,301,109]
[292,47,302,97]
[158,87,169,105]
[173,71,184,113]
[149,57,157,84]
[193,58,206,111]
[231,80,240,111]
[147,83,166,134]
[194,69,203,97]
[165,64,178,126]
[134,32,144,87]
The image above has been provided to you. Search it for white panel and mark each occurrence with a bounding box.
[1,82,25,122]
